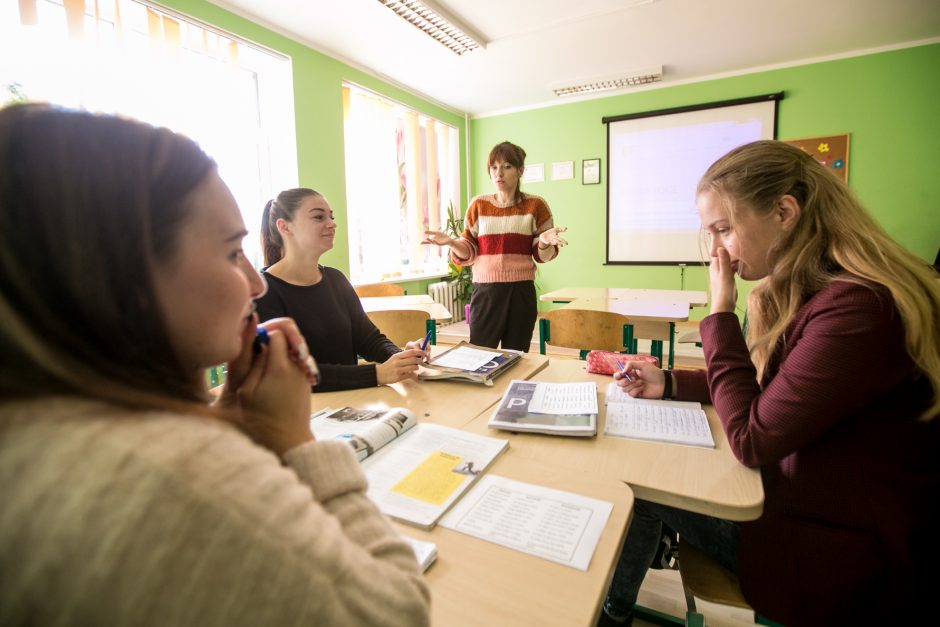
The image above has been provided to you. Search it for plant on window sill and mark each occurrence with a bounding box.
[444,202,472,306]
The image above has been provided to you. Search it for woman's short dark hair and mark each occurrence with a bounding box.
[0,104,217,403]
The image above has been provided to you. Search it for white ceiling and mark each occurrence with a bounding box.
[207,0,940,117]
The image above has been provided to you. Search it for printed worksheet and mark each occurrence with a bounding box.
[527,381,598,415]
[431,346,502,371]
[440,474,612,571]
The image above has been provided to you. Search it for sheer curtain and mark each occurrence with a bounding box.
[342,82,459,285]
[2,0,297,268]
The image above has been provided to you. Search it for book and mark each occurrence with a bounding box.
[402,536,437,572]
[418,341,523,386]
[440,474,613,571]
[309,406,417,462]
[360,423,510,529]
[487,380,597,437]
[603,381,715,448]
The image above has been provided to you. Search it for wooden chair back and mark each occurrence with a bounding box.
[354,282,405,297]
[539,308,632,353]
[366,309,430,346]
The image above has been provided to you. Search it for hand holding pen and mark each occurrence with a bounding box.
[613,360,668,400]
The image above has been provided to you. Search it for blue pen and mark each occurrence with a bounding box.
[616,360,633,383]
[420,328,433,351]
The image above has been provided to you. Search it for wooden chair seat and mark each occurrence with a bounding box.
[366,309,431,347]
[679,538,751,617]
[354,282,405,297]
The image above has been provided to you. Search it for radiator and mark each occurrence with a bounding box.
[428,280,464,322]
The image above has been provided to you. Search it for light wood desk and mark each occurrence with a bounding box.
[359,295,453,322]
[396,452,634,627]
[541,287,708,307]
[559,297,691,323]
[462,360,764,521]
[309,352,550,429]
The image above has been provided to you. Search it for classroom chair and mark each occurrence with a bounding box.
[365,309,433,347]
[675,320,702,348]
[538,308,675,368]
[354,282,405,297]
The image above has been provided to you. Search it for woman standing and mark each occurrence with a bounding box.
[256,188,427,392]
[424,141,568,352]
[0,105,430,626]
[600,140,940,626]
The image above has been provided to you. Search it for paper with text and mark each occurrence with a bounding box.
[528,381,598,415]
[431,346,502,371]
[440,475,612,571]
[605,401,715,448]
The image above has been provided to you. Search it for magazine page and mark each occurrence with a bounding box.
[360,424,510,529]
[489,380,595,435]
[310,406,417,461]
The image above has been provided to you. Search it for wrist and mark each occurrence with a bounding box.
[661,370,674,400]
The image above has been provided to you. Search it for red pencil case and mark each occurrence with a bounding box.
[585,350,660,375]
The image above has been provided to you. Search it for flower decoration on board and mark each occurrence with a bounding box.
[783,134,850,184]
[817,142,830,153]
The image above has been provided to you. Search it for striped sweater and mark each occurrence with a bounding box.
[451,193,559,283]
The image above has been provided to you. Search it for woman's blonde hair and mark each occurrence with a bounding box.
[698,140,940,420]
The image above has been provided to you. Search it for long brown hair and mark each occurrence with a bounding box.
[0,104,217,407]
[487,141,527,204]
[260,188,321,266]
[698,140,940,419]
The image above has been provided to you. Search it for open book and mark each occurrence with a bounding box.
[418,341,522,386]
[603,381,715,448]
[361,423,510,529]
[310,406,417,462]
[488,380,597,437]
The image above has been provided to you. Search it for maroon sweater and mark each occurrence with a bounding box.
[674,280,939,626]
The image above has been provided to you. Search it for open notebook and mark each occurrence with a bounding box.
[604,381,715,448]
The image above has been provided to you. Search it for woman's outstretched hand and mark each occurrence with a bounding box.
[538,226,568,248]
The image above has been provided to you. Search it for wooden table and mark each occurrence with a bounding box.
[309,351,550,430]
[395,453,634,627]
[462,360,764,521]
[541,287,708,307]
[560,297,692,323]
[360,295,453,322]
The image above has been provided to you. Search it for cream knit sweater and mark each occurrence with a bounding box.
[0,397,430,626]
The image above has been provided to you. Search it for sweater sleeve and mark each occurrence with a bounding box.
[531,197,559,263]
[452,200,479,266]
[702,282,913,468]
[2,408,429,627]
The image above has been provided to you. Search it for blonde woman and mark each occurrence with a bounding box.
[0,105,429,626]
[601,140,940,626]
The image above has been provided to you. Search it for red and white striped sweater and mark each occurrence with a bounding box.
[451,193,559,283]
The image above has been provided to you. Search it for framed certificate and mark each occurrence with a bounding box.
[582,158,601,185]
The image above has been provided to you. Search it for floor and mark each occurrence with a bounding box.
[435,322,758,626]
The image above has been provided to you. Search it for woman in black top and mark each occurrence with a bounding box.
[256,188,427,392]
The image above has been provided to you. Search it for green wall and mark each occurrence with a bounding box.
[161,0,468,296]
[470,43,940,316]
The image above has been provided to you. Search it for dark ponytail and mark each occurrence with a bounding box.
[260,188,321,266]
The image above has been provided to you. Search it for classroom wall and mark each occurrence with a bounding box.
[161,0,468,296]
[470,43,940,316]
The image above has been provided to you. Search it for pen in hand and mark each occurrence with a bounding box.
[616,360,634,384]
[421,329,433,352]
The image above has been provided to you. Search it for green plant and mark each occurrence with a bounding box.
[444,202,472,305]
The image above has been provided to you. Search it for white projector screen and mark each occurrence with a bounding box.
[604,93,781,264]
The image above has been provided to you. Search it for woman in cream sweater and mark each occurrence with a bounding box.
[0,104,429,626]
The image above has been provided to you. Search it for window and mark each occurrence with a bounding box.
[342,82,460,285]
[1,0,298,268]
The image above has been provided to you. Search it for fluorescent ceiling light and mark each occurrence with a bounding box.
[376,0,486,56]
[553,66,663,97]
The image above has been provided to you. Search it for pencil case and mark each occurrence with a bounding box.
[585,350,660,375]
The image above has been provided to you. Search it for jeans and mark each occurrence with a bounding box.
[603,499,741,621]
